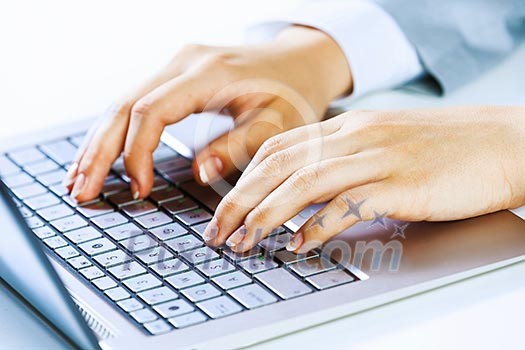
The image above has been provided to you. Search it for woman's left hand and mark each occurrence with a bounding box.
[203,106,525,253]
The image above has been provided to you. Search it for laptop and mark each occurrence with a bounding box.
[1,112,525,350]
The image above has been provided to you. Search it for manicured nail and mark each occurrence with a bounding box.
[62,162,79,187]
[198,156,223,184]
[130,178,140,200]
[203,217,219,242]
[226,225,247,248]
[286,232,304,252]
[71,173,87,199]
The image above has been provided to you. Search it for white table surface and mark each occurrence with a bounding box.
[1,1,524,349]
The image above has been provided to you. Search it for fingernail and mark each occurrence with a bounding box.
[226,225,247,248]
[130,178,140,200]
[203,217,219,242]
[62,162,79,187]
[286,232,304,252]
[71,173,87,199]
[199,156,223,184]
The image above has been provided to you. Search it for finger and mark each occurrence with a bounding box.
[204,131,357,247]
[124,71,227,198]
[193,97,315,186]
[289,182,402,254]
[225,152,389,252]
[68,66,183,201]
[239,116,342,181]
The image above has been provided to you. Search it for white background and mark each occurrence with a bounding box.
[0,1,524,349]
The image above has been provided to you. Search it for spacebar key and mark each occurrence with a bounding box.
[255,268,312,299]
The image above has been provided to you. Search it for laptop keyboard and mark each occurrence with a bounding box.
[1,133,358,335]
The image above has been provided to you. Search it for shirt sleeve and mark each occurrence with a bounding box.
[245,0,425,106]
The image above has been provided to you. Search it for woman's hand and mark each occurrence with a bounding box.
[64,26,352,202]
[204,106,525,253]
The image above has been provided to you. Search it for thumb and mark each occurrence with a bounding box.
[193,106,286,185]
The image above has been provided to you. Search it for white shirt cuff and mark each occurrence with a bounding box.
[245,0,424,107]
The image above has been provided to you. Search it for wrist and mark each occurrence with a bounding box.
[268,26,353,106]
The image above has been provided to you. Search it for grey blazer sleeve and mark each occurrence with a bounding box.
[373,0,525,93]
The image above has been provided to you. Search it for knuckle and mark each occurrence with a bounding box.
[288,167,320,193]
[179,43,206,55]
[333,194,351,213]
[259,136,285,159]
[245,206,268,231]
[106,102,132,120]
[259,150,292,178]
[200,51,236,71]
[130,99,154,121]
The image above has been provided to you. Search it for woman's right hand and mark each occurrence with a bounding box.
[63,26,352,203]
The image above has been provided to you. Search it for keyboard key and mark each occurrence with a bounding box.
[238,257,278,275]
[43,236,68,249]
[105,286,131,301]
[12,183,47,199]
[164,168,194,185]
[153,144,180,163]
[154,299,194,318]
[306,270,355,290]
[38,204,74,221]
[108,191,139,207]
[151,176,170,191]
[273,250,318,265]
[93,250,132,268]
[135,247,174,265]
[2,172,33,188]
[155,157,190,173]
[108,262,147,280]
[180,181,223,212]
[121,201,157,217]
[138,286,178,305]
[212,271,252,290]
[165,235,203,253]
[0,156,19,176]
[18,206,33,218]
[120,234,157,253]
[289,257,336,278]
[149,186,183,205]
[26,216,45,229]
[40,140,78,165]
[258,233,291,252]
[23,159,59,176]
[105,223,143,241]
[162,197,198,215]
[175,208,212,226]
[189,221,210,239]
[79,266,106,280]
[130,309,158,324]
[166,271,205,290]
[33,226,56,239]
[144,320,172,335]
[78,201,114,218]
[222,247,262,262]
[169,311,207,328]
[135,211,172,229]
[55,245,80,260]
[93,276,118,290]
[180,247,219,265]
[91,212,128,229]
[50,184,69,197]
[149,222,187,241]
[228,284,278,309]
[117,298,144,312]
[37,169,67,186]
[197,296,243,319]
[150,258,190,278]
[25,193,61,210]
[51,215,88,232]
[182,283,221,303]
[67,255,92,270]
[101,178,128,197]
[255,268,312,299]
[64,226,102,244]
[196,259,235,278]
[79,237,117,256]
[9,148,46,166]
[124,274,162,293]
